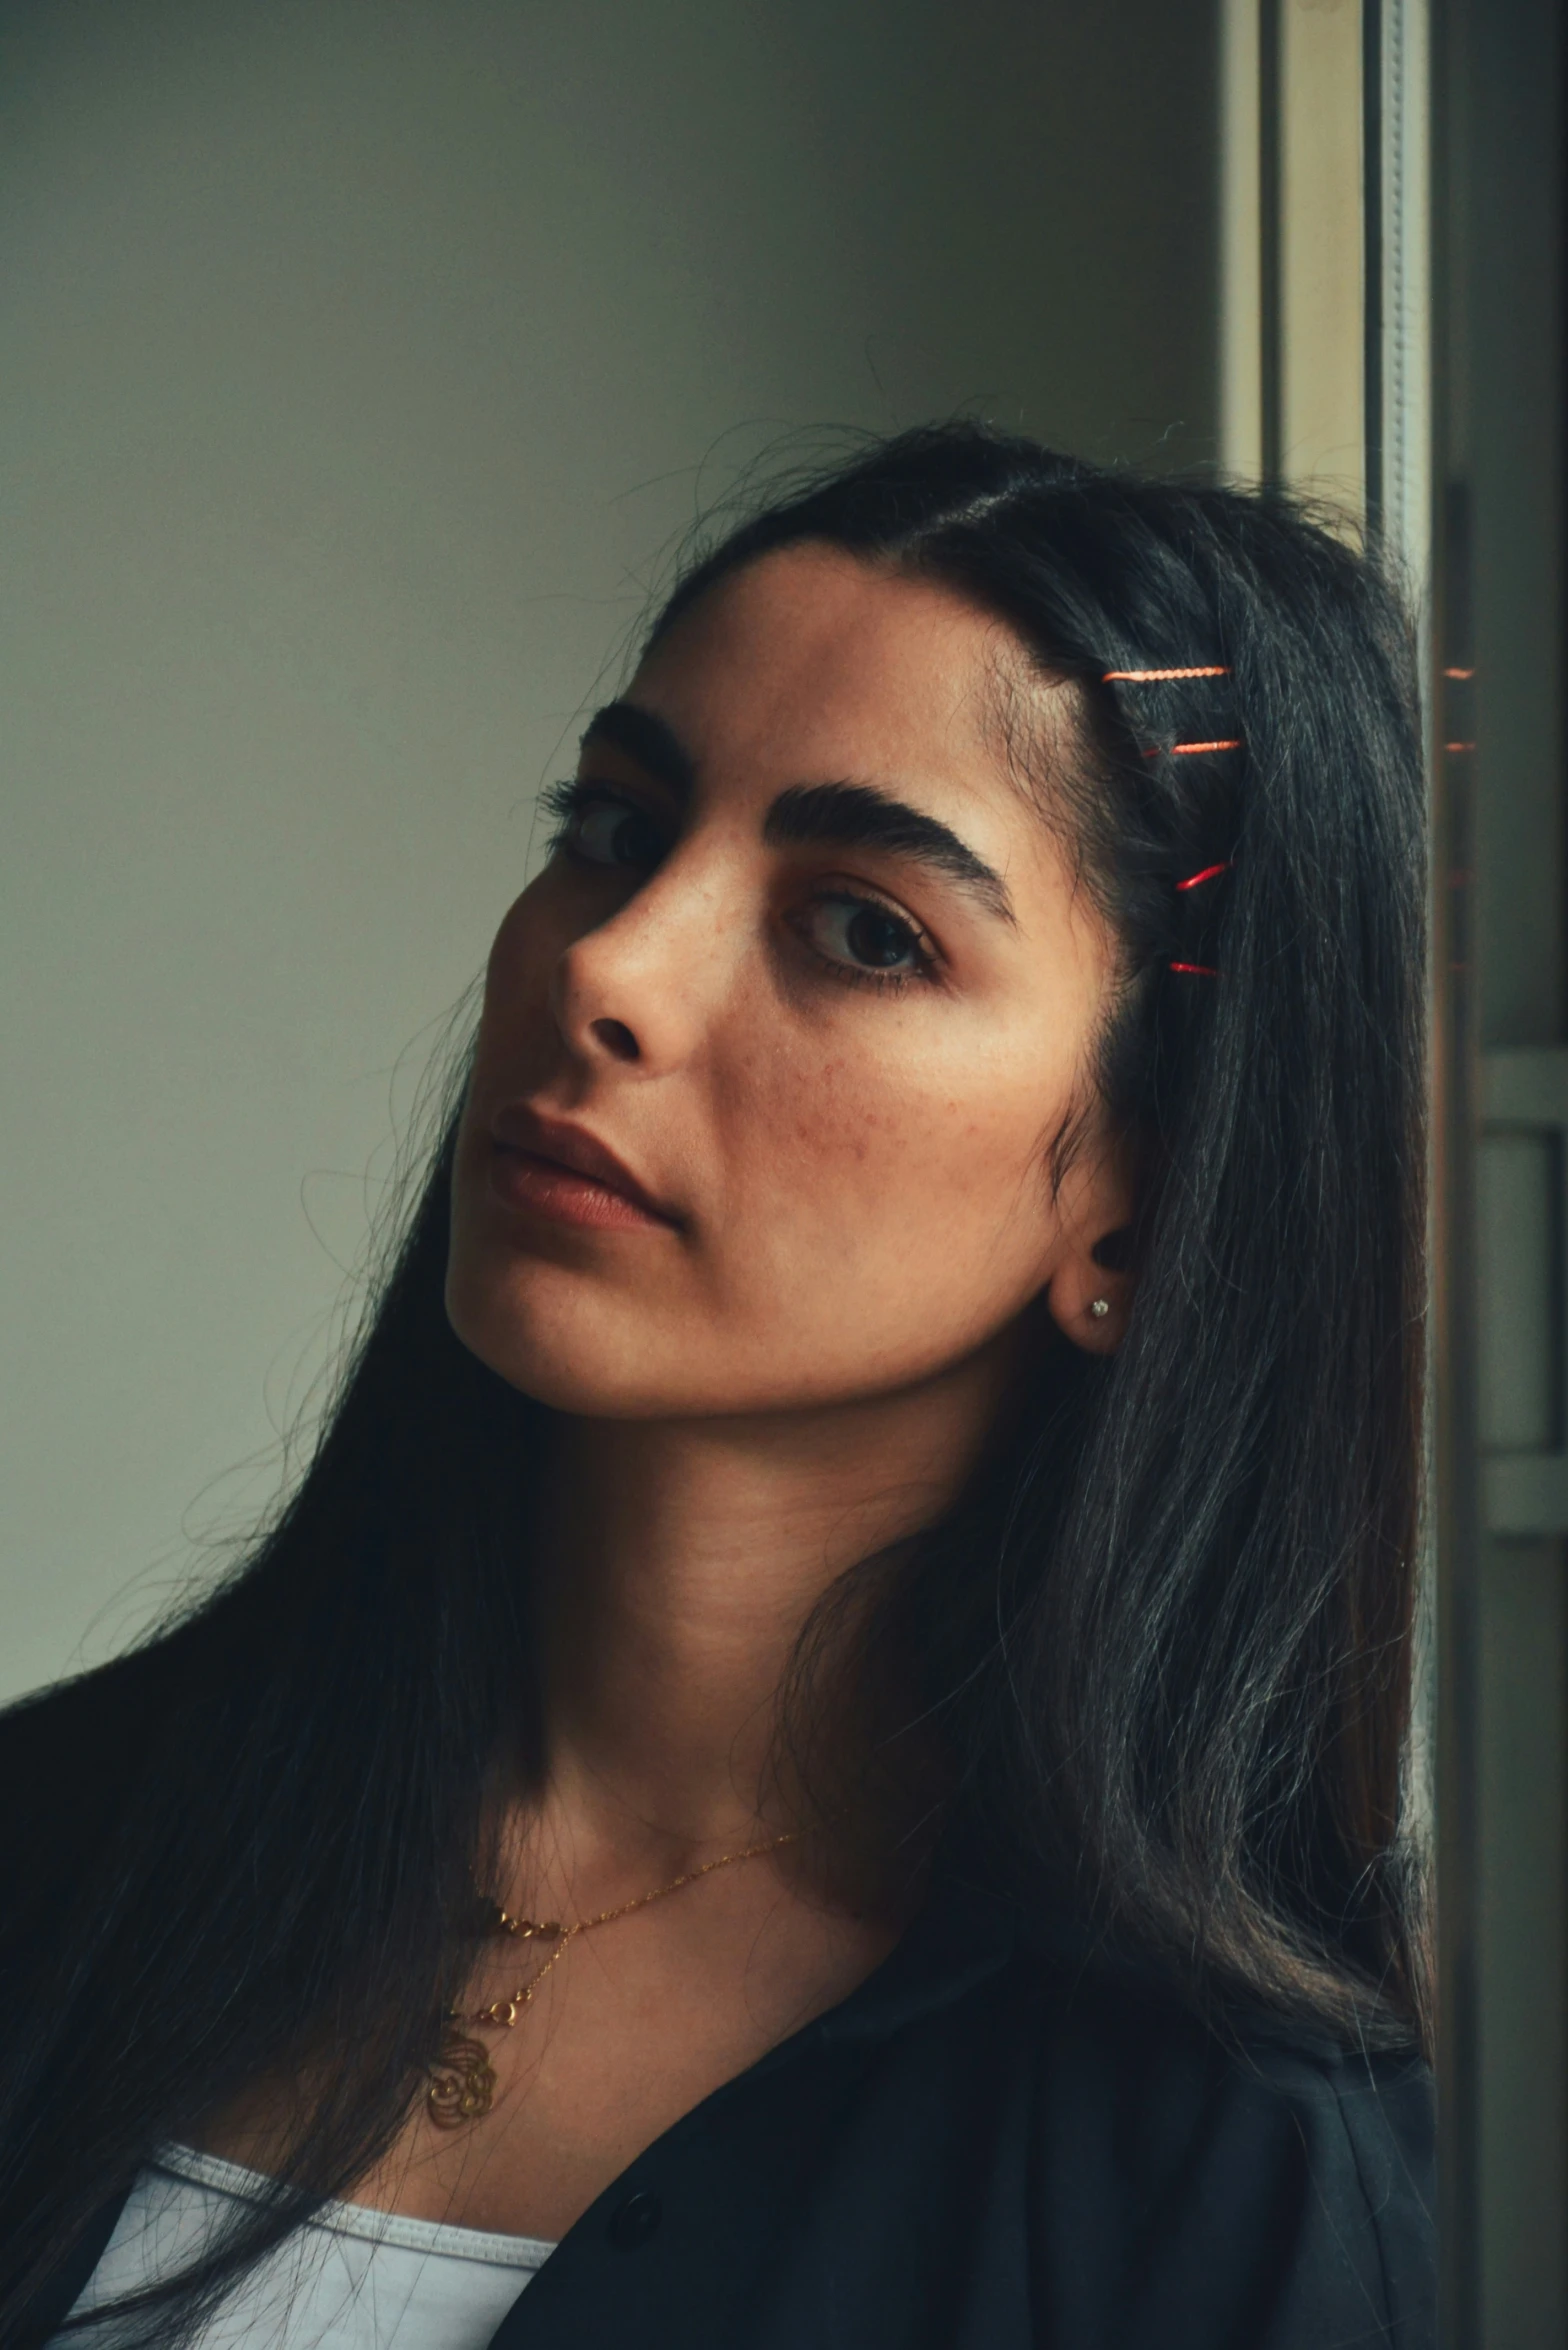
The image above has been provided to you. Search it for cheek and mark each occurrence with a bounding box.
[711,1022,1062,1344]
[469,881,573,1074]
[484,883,553,1001]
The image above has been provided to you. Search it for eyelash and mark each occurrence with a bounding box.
[540,778,939,996]
[539,777,641,853]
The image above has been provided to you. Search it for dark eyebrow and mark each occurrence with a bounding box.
[578,701,696,802]
[763,781,1016,924]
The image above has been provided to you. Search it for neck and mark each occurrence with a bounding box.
[528,1350,1016,1862]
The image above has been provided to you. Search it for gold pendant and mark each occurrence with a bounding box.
[425,2027,498,2128]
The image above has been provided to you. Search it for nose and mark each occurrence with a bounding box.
[548,852,735,1076]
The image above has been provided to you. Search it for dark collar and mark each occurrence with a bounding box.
[815,1867,1024,2047]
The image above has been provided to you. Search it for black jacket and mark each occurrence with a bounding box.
[35,1882,1434,2349]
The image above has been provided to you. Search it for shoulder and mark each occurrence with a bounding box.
[1008,1943,1434,2349]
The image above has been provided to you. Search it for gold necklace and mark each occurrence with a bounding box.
[425,1824,807,2128]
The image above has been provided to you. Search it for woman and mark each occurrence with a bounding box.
[2,424,1433,2348]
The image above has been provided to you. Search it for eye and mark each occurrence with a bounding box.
[793,892,936,988]
[542,781,668,872]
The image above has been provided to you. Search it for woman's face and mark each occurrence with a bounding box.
[447,545,1132,1420]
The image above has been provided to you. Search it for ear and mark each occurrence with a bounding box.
[1041,1132,1138,1357]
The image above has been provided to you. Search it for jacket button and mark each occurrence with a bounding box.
[607,2188,663,2249]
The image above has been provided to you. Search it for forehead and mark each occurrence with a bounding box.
[632,544,1061,797]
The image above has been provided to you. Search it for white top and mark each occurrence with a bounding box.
[60,2144,558,2349]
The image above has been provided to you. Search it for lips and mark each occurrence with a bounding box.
[488,1102,678,1227]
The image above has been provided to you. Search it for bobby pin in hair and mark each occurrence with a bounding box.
[1102,665,1230,681]
[1175,861,1232,892]
[1141,739,1243,758]
[1169,962,1220,977]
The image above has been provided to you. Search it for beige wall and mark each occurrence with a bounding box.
[0,0,1219,1700]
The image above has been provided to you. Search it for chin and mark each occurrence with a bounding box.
[444,1261,696,1419]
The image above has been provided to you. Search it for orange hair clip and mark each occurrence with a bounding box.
[1175,861,1232,891]
[1102,665,1230,682]
[1141,739,1243,758]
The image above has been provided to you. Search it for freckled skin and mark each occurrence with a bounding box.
[447,545,1133,1423]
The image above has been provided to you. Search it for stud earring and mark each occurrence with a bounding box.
[1089,1298,1111,1319]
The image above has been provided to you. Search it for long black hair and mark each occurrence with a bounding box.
[0,425,1430,2343]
